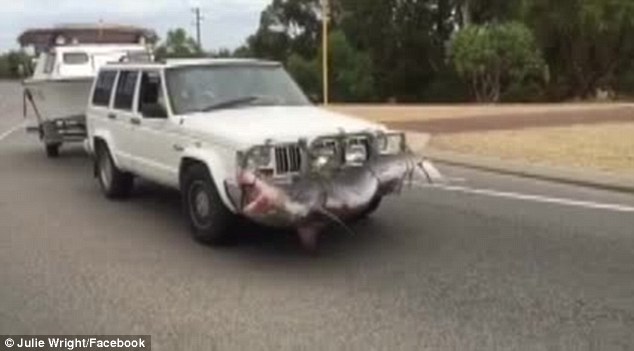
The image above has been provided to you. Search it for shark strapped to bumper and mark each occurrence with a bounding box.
[225,132,444,248]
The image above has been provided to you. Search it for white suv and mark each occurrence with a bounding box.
[86,59,422,248]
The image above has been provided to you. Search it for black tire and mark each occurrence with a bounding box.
[182,164,235,245]
[45,143,60,158]
[95,143,133,199]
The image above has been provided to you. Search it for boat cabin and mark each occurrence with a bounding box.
[31,45,152,81]
[20,24,158,80]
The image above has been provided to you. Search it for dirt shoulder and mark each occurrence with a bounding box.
[328,103,634,123]
[429,123,634,175]
[333,103,634,176]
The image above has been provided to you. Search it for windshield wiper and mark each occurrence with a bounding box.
[200,96,263,112]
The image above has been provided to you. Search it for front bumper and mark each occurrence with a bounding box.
[225,154,432,228]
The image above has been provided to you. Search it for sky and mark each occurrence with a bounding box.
[0,0,270,52]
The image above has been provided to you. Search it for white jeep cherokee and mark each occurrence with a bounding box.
[86,59,430,248]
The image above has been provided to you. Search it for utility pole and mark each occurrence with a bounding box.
[321,0,330,105]
[192,7,203,50]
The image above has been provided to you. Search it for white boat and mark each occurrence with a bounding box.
[19,25,156,157]
[24,45,152,121]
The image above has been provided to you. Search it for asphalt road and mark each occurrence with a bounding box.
[2,83,634,350]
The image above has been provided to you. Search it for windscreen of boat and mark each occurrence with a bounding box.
[63,52,89,65]
[127,51,152,62]
[165,64,311,115]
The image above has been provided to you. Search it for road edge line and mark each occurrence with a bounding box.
[0,122,26,143]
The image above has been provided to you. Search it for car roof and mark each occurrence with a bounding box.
[101,58,281,71]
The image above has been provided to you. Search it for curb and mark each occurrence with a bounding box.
[422,148,634,194]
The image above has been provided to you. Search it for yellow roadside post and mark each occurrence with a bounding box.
[322,0,330,105]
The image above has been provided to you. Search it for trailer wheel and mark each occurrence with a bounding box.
[45,143,61,158]
[95,144,133,199]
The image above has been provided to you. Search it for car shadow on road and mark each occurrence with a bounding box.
[130,180,397,259]
[13,144,406,260]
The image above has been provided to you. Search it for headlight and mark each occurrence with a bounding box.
[244,145,272,171]
[311,139,338,170]
[377,133,405,155]
[345,139,368,166]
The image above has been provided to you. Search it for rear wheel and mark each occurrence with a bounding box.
[182,164,235,245]
[45,143,60,158]
[95,144,133,199]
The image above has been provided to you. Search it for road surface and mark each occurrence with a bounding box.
[1,84,634,350]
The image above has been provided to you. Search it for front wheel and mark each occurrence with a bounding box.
[95,144,133,199]
[182,164,235,245]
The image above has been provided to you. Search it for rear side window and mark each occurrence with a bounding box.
[92,71,117,106]
[114,71,139,111]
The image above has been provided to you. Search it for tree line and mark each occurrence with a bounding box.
[4,0,633,103]
[234,0,634,103]
[0,51,31,80]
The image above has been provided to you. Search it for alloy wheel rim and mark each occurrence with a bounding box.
[189,181,213,229]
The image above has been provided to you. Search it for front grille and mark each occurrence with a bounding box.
[274,145,302,175]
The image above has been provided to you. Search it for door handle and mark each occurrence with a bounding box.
[107,113,117,120]
[130,117,141,125]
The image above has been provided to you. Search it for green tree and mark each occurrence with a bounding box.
[325,30,375,102]
[154,28,203,60]
[523,0,634,99]
[287,53,320,100]
[339,0,453,101]
[286,30,376,102]
[0,51,32,79]
[451,22,545,102]
[209,48,233,58]
[455,0,522,25]
[246,0,322,62]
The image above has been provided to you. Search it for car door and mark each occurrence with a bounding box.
[87,69,118,152]
[131,70,183,187]
[110,70,140,171]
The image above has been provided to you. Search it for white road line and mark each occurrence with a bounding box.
[419,183,634,213]
[0,122,26,142]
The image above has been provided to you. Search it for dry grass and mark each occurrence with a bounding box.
[328,103,634,123]
[430,123,634,175]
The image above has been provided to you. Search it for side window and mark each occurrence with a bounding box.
[63,52,89,65]
[92,71,117,107]
[43,53,56,74]
[114,71,139,111]
[139,71,168,118]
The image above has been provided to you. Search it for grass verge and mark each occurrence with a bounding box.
[429,123,634,175]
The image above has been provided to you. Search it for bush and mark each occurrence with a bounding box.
[0,51,32,79]
[451,22,546,102]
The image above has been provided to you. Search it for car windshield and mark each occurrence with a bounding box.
[165,64,311,115]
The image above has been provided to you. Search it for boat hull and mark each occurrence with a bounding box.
[23,78,92,121]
